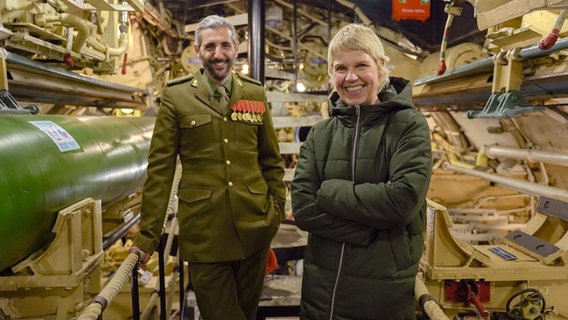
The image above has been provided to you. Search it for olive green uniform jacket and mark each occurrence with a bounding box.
[291,78,432,320]
[135,71,286,263]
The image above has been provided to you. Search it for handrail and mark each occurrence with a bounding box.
[415,274,451,320]
[77,161,183,319]
[77,252,140,320]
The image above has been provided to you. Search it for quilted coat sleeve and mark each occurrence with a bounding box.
[316,110,432,228]
[292,128,376,246]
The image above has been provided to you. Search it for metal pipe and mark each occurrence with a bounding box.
[414,37,568,86]
[485,145,568,167]
[519,37,568,59]
[106,2,130,57]
[178,255,186,320]
[442,163,568,200]
[414,55,493,85]
[105,30,129,57]
[131,264,141,320]
[6,51,146,95]
[103,213,141,250]
[293,0,298,89]
[5,50,147,108]
[248,0,265,83]
[37,13,95,53]
[158,236,167,320]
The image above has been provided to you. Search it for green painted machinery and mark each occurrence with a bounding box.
[0,114,154,272]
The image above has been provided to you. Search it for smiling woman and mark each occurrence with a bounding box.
[291,23,433,320]
[328,24,391,106]
[331,49,382,106]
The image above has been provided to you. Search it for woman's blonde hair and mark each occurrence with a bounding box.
[327,23,390,91]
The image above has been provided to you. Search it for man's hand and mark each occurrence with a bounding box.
[129,245,152,268]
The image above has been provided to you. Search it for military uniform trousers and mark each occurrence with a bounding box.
[188,245,271,320]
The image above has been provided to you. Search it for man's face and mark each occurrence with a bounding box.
[194,27,239,84]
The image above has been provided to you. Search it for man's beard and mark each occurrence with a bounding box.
[204,58,233,81]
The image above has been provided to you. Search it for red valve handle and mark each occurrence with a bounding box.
[470,292,490,319]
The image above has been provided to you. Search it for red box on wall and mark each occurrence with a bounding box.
[392,0,431,22]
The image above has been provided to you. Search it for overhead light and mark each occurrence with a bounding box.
[120,108,134,114]
[296,82,306,92]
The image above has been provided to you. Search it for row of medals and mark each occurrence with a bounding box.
[231,111,263,123]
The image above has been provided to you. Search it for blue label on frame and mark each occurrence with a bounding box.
[488,247,517,260]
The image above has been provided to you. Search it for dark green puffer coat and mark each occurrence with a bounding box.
[291,77,432,320]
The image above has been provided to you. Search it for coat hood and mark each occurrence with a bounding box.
[329,77,415,118]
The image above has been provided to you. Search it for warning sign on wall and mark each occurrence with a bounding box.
[392,0,431,22]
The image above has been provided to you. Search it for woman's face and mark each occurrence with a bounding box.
[331,49,382,106]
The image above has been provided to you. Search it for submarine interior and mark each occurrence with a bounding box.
[1,0,568,319]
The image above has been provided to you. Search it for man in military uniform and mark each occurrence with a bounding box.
[131,15,286,320]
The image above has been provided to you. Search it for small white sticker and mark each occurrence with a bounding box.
[29,120,81,152]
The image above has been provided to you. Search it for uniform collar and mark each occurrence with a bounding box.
[202,69,233,95]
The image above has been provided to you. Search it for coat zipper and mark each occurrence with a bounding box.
[329,105,361,320]
[351,105,361,180]
[329,243,345,320]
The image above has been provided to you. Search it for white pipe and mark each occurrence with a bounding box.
[59,13,103,53]
[485,145,568,167]
[41,13,128,59]
[106,3,130,57]
[443,163,568,200]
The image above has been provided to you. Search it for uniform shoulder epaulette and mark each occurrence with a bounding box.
[166,74,194,87]
[236,73,262,86]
